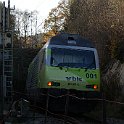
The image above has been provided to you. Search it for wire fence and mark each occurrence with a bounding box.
[13,90,124,104]
[1,90,123,124]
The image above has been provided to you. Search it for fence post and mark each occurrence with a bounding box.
[64,89,70,123]
[102,92,106,124]
[45,89,49,124]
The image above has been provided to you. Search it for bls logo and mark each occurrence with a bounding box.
[66,76,82,82]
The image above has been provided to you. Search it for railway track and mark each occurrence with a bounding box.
[29,103,102,124]
[3,97,103,124]
[7,92,103,124]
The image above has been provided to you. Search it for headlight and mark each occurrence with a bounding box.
[47,81,60,86]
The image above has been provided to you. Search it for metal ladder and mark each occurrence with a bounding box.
[0,0,14,120]
[1,31,13,104]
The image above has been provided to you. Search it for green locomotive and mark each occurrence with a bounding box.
[26,33,101,112]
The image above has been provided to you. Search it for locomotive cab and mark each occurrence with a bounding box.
[38,33,100,93]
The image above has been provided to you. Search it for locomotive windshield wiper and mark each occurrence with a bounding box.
[80,67,88,71]
[58,63,71,71]
[83,62,95,71]
[51,65,64,70]
[59,66,63,70]
[80,62,95,71]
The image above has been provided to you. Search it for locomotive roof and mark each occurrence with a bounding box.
[49,33,94,48]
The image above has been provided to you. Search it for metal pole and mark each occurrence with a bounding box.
[35,15,37,46]
[32,92,35,124]
[2,2,5,121]
[24,25,27,47]
[2,2,5,32]
[30,12,33,47]
[8,0,10,30]
[0,1,5,122]
[31,19,33,47]
[0,76,4,122]
[45,89,49,124]
[102,92,106,124]
[64,89,70,123]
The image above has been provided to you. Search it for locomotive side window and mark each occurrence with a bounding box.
[51,48,96,69]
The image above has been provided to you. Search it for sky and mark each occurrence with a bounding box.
[1,0,60,31]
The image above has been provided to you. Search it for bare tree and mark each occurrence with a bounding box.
[14,9,38,47]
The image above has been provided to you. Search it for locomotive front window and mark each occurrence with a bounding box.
[51,48,96,69]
